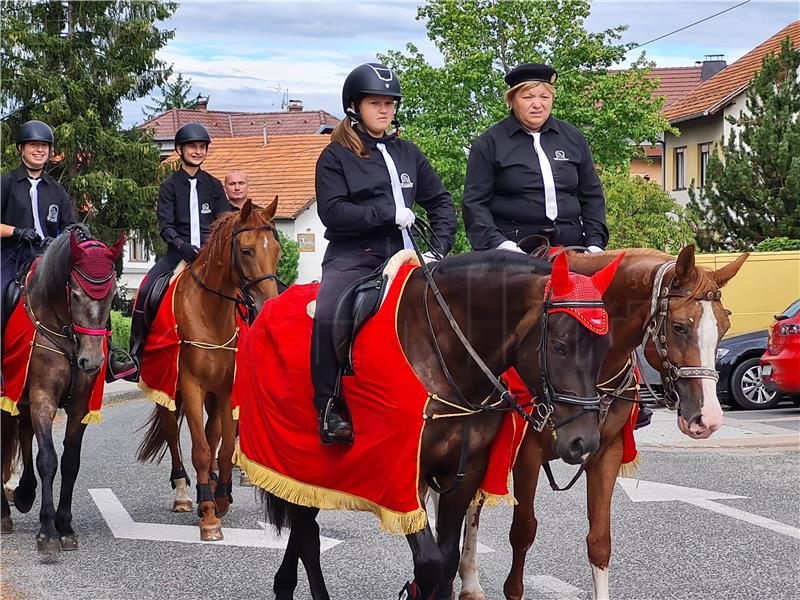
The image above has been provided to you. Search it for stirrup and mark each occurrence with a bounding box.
[634,405,653,430]
[106,347,139,383]
[319,396,353,446]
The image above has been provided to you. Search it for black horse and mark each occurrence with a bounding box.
[1,226,124,555]
[244,250,622,599]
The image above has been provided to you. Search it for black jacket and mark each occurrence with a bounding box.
[157,167,231,250]
[315,130,456,257]
[463,114,608,250]
[1,165,75,249]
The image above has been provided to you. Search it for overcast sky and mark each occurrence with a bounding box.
[122,0,799,126]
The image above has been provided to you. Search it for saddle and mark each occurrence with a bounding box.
[1,259,34,336]
[142,270,174,330]
[332,270,389,375]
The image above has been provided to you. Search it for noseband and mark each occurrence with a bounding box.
[641,261,721,409]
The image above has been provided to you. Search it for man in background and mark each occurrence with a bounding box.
[223,170,250,210]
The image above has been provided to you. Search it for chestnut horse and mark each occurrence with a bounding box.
[258,250,624,600]
[136,199,281,541]
[456,245,749,600]
[1,226,124,555]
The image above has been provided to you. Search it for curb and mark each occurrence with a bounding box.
[640,434,799,451]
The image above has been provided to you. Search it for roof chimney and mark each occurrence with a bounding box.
[287,98,303,112]
[193,94,209,111]
[700,55,726,81]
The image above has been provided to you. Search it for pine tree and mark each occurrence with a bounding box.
[1,0,177,250]
[689,37,800,251]
[143,73,201,119]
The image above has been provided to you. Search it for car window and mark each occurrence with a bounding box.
[780,298,800,318]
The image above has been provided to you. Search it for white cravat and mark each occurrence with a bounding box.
[28,178,45,238]
[375,142,412,250]
[188,178,200,247]
[530,132,558,222]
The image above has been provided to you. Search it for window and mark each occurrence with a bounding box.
[128,237,148,262]
[674,147,686,190]
[699,143,711,186]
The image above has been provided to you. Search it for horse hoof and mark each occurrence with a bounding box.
[1,517,13,534]
[36,535,61,556]
[459,593,486,600]
[238,471,253,487]
[60,535,78,551]
[200,524,223,542]
[13,488,35,514]
[172,500,193,513]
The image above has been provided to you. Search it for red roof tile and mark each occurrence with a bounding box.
[645,66,703,108]
[140,108,340,139]
[167,135,330,219]
[664,21,800,123]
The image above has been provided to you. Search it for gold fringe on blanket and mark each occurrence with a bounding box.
[619,453,641,478]
[81,410,102,425]
[1,396,20,416]
[138,380,176,411]
[235,446,428,535]
[470,487,517,509]
[231,405,239,421]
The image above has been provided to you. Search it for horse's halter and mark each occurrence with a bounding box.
[641,261,721,410]
[535,288,604,431]
[189,222,284,322]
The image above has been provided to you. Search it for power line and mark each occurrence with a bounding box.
[627,0,752,53]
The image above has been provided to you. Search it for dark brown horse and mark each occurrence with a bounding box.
[136,199,281,541]
[1,226,124,555]
[255,250,624,600]
[456,245,749,600]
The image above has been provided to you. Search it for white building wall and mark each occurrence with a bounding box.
[119,237,154,299]
[723,91,748,144]
[290,201,327,283]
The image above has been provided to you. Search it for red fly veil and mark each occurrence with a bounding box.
[545,252,624,334]
[69,232,125,299]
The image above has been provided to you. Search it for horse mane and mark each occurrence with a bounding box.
[28,224,91,306]
[437,250,552,276]
[196,207,276,265]
[603,247,720,297]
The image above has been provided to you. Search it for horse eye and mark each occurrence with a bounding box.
[241,248,254,257]
[672,322,690,335]
[552,341,567,356]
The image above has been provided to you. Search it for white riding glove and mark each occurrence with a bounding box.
[395,206,416,230]
[587,245,603,253]
[497,240,525,254]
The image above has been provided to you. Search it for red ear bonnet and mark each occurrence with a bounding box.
[590,252,624,296]
[70,233,118,300]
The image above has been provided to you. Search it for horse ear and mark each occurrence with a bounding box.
[551,251,572,296]
[591,252,624,296]
[240,198,253,222]
[713,252,749,288]
[263,195,279,221]
[107,233,126,262]
[675,244,696,282]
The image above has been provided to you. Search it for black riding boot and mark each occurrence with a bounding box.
[124,308,147,382]
[635,405,653,430]
[317,394,354,446]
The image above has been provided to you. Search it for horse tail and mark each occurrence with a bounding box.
[135,398,185,463]
[259,489,291,534]
[1,414,20,484]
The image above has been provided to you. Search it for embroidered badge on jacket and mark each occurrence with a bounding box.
[47,205,59,223]
[400,173,414,189]
[553,150,569,161]
[200,203,211,214]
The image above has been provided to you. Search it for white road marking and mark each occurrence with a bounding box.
[89,488,342,550]
[617,478,800,540]
[526,575,584,600]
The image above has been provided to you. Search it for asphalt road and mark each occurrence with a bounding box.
[1,398,798,600]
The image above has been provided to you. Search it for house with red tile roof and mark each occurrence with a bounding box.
[138,98,339,158]
[661,21,799,205]
[121,134,333,293]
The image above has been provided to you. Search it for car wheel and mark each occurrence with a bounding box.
[730,357,780,410]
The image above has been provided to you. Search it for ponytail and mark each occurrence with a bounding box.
[330,117,369,159]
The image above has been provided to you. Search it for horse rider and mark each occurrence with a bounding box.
[1,119,136,381]
[462,62,651,428]
[311,62,457,445]
[127,123,232,379]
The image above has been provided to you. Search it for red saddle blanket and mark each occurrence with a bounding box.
[139,271,249,411]
[1,298,106,424]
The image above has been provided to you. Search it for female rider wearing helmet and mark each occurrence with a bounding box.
[312,63,457,445]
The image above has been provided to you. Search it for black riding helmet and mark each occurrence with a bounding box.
[17,120,54,146]
[174,123,212,146]
[341,63,402,123]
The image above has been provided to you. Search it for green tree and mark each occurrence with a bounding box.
[276,230,299,285]
[381,0,669,251]
[689,37,800,251]
[602,169,695,252]
[1,0,177,248]
[143,73,200,119]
